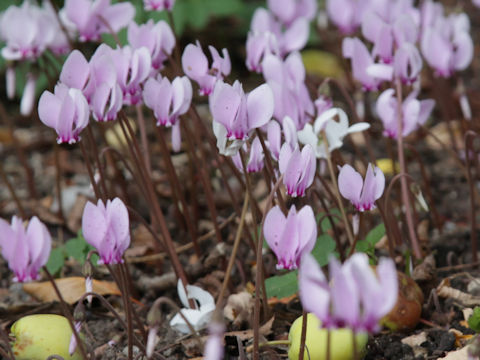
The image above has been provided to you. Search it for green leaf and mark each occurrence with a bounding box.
[311,234,337,267]
[265,271,298,299]
[317,208,341,232]
[469,307,480,333]
[365,223,386,247]
[46,247,65,275]
[65,237,88,264]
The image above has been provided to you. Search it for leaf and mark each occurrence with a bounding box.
[65,237,88,264]
[301,50,345,79]
[365,223,386,247]
[318,208,341,232]
[311,234,337,267]
[265,271,298,299]
[45,247,65,275]
[468,307,480,332]
[23,277,121,304]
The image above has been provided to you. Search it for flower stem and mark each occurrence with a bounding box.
[321,131,355,247]
[298,311,308,360]
[395,79,421,259]
[216,191,249,307]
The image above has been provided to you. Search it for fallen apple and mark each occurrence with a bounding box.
[288,313,368,360]
[10,314,83,360]
[381,271,424,331]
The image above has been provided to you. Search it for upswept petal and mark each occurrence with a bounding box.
[82,201,108,250]
[338,164,363,205]
[60,50,90,90]
[182,43,209,80]
[296,205,317,256]
[246,83,274,129]
[264,206,287,254]
[209,81,242,136]
[299,254,330,323]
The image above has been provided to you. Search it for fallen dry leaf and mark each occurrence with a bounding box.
[437,278,480,307]
[23,277,120,304]
[440,345,469,359]
[224,291,254,327]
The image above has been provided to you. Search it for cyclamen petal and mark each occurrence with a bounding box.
[298,253,330,324]
[264,205,317,270]
[279,143,316,197]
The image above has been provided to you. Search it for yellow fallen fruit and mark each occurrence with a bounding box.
[301,50,345,80]
[288,313,368,360]
[11,314,83,360]
[376,158,399,176]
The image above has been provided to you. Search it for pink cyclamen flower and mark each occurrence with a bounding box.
[127,19,175,71]
[279,144,316,197]
[342,37,393,91]
[144,0,175,11]
[0,216,51,282]
[209,80,274,140]
[299,253,398,332]
[143,75,192,152]
[110,45,152,106]
[393,43,423,84]
[420,11,473,77]
[182,42,231,96]
[232,137,265,173]
[338,163,385,212]
[82,198,131,265]
[62,0,135,42]
[376,88,435,139]
[38,83,90,144]
[0,2,53,61]
[264,205,317,270]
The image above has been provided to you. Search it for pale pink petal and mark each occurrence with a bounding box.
[338,164,363,205]
[82,201,108,250]
[299,253,330,323]
[182,43,209,80]
[246,83,274,129]
[60,50,90,90]
[263,205,286,254]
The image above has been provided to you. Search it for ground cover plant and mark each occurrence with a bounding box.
[1,0,480,359]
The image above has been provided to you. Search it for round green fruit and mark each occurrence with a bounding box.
[10,314,83,360]
[288,313,368,360]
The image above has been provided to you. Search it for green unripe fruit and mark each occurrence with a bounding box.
[288,313,368,360]
[10,314,83,360]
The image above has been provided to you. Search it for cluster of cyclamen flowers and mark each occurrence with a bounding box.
[328,0,473,138]
[0,196,130,284]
